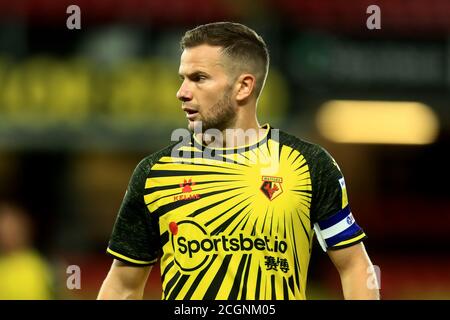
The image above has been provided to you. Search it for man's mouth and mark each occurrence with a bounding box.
[183,107,199,120]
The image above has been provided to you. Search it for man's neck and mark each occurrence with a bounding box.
[197,119,268,149]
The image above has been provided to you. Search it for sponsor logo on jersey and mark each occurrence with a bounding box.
[260,176,283,200]
[168,219,288,272]
[338,177,348,208]
[173,178,201,201]
[346,215,354,225]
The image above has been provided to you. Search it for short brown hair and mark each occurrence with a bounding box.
[180,22,270,99]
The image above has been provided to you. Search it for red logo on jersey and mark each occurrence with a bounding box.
[260,176,283,200]
[180,178,195,193]
[169,221,178,235]
[174,178,201,201]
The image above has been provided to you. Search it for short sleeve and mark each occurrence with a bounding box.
[310,146,367,251]
[107,158,161,265]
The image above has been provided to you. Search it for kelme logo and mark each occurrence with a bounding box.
[169,219,288,272]
[173,178,201,202]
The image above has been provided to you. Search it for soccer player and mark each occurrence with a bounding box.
[98,22,380,300]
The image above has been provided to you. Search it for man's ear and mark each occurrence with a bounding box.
[235,74,256,102]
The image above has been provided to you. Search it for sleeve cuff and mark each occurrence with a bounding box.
[327,232,368,250]
[106,247,157,266]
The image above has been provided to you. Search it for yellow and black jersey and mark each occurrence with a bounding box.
[107,124,367,300]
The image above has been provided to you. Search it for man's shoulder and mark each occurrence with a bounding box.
[137,140,181,169]
[276,128,338,169]
[277,128,323,155]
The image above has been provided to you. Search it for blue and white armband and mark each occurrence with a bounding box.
[313,205,366,252]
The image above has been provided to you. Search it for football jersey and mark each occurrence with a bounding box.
[107,124,367,299]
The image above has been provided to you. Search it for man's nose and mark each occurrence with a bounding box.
[176,82,193,102]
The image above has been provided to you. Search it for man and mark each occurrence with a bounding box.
[98,22,380,300]
[0,202,54,299]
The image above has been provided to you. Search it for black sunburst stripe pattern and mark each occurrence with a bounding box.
[162,198,256,299]
[296,208,311,244]
[282,277,289,299]
[155,153,257,299]
[145,179,234,194]
[156,159,245,172]
[289,216,302,295]
[168,144,255,166]
[271,275,276,300]
[150,186,246,218]
[159,138,314,299]
[202,254,233,299]
[210,200,253,235]
[147,183,241,207]
[147,155,251,212]
[203,194,250,228]
[251,216,259,236]
[227,254,249,300]
[260,206,270,235]
[181,254,218,300]
[161,260,174,287]
[269,205,275,236]
[255,265,262,299]
[163,253,219,300]
[228,206,253,235]
[240,253,252,299]
[163,270,181,299]
[256,145,310,299]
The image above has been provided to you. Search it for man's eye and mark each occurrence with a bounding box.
[194,75,206,81]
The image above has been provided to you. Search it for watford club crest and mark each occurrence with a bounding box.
[260,176,283,200]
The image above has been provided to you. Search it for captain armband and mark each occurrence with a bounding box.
[314,205,365,252]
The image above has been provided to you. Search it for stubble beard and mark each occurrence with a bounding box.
[189,89,236,134]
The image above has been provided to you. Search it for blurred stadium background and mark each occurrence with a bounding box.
[0,0,449,299]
